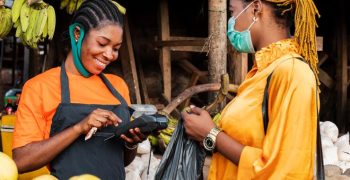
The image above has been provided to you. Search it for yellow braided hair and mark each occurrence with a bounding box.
[265,0,320,81]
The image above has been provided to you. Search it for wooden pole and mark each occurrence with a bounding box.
[208,0,227,102]
[335,0,348,133]
[159,0,171,102]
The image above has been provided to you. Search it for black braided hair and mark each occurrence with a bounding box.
[71,0,124,32]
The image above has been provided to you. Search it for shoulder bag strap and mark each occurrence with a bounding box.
[262,59,324,180]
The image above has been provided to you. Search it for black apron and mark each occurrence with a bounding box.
[49,64,131,179]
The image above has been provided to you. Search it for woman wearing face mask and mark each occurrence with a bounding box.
[182,0,320,179]
[12,0,147,179]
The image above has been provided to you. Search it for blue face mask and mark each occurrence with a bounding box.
[227,2,257,53]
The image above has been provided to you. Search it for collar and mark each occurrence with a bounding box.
[255,38,300,71]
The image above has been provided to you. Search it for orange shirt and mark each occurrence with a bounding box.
[13,67,130,149]
[209,39,318,179]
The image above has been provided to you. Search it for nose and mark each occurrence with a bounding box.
[103,49,115,60]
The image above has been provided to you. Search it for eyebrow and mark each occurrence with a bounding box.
[98,36,122,45]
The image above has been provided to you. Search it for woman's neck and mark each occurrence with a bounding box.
[65,52,82,76]
[255,29,291,51]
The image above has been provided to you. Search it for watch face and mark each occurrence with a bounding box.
[204,137,215,151]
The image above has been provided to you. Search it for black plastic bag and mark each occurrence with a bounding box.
[155,119,206,180]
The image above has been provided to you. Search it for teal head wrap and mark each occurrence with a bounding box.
[69,23,91,77]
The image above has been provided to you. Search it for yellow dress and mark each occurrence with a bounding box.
[208,39,318,180]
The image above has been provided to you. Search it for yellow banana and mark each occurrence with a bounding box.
[76,0,84,10]
[60,0,69,9]
[148,135,159,146]
[0,8,13,38]
[33,6,47,41]
[15,23,22,37]
[110,1,126,14]
[67,0,77,14]
[161,127,175,136]
[11,0,26,23]
[42,16,48,39]
[13,18,20,28]
[159,133,171,145]
[47,5,56,40]
[20,2,30,32]
[0,8,5,37]
[25,7,38,42]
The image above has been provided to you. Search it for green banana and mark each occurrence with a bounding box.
[47,5,56,40]
[20,2,30,32]
[15,23,22,37]
[11,0,26,23]
[110,1,126,14]
[159,133,171,145]
[67,0,78,14]
[42,17,48,39]
[33,7,47,41]
[25,7,38,42]
[0,8,13,38]
[60,0,69,9]
[76,0,84,10]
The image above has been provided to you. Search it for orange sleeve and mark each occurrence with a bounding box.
[13,82,47,149]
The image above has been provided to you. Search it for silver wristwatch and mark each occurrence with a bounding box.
[203,127,222,151]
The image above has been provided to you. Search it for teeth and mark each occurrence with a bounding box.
[95,58,106,68]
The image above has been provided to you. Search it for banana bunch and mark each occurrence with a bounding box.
[60,0,84,15]
[148,117,178,148]
[12,0,56,48]
[0,6,13,39]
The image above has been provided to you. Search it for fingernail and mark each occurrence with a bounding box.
[190,105,195,108]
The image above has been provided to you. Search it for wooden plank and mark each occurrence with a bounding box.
[319,68,334,88]
[169,46,208,52]
[229,49,248,85]
[170,36,208,41]
[316,36,323,51]
[159,0,171,101]
[178,59,207,76]
[124,18,141,104]
[318,53,328,67]
[335,5,348,132]
[208,0,227,102]
[154,39,206,47]
[120,18,141,104]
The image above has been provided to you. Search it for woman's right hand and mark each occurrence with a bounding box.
[74,108,123,135]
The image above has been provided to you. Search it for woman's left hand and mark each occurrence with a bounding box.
[121,128,148,147]
[181,106,216,142]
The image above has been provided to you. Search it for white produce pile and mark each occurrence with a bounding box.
[125,139,161,180]
[321,121,350,173]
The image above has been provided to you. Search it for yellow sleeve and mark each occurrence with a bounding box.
[237,59,318,180]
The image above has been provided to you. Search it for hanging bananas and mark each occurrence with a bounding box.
[0,6,13,39]
[60,0,84,15]
[12,0,56,48]
[148,117,178,148]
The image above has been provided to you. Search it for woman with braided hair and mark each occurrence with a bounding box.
[182,0,320,179]
[12,0,147,179]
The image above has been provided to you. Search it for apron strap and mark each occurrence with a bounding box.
[99,73,128,106]
[61,63,71,103]
[60,63,128,106]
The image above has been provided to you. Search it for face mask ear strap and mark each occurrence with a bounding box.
[234,1,256,20]
[247,16,258,30]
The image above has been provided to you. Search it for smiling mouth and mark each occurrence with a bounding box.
[94,58,107,69]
